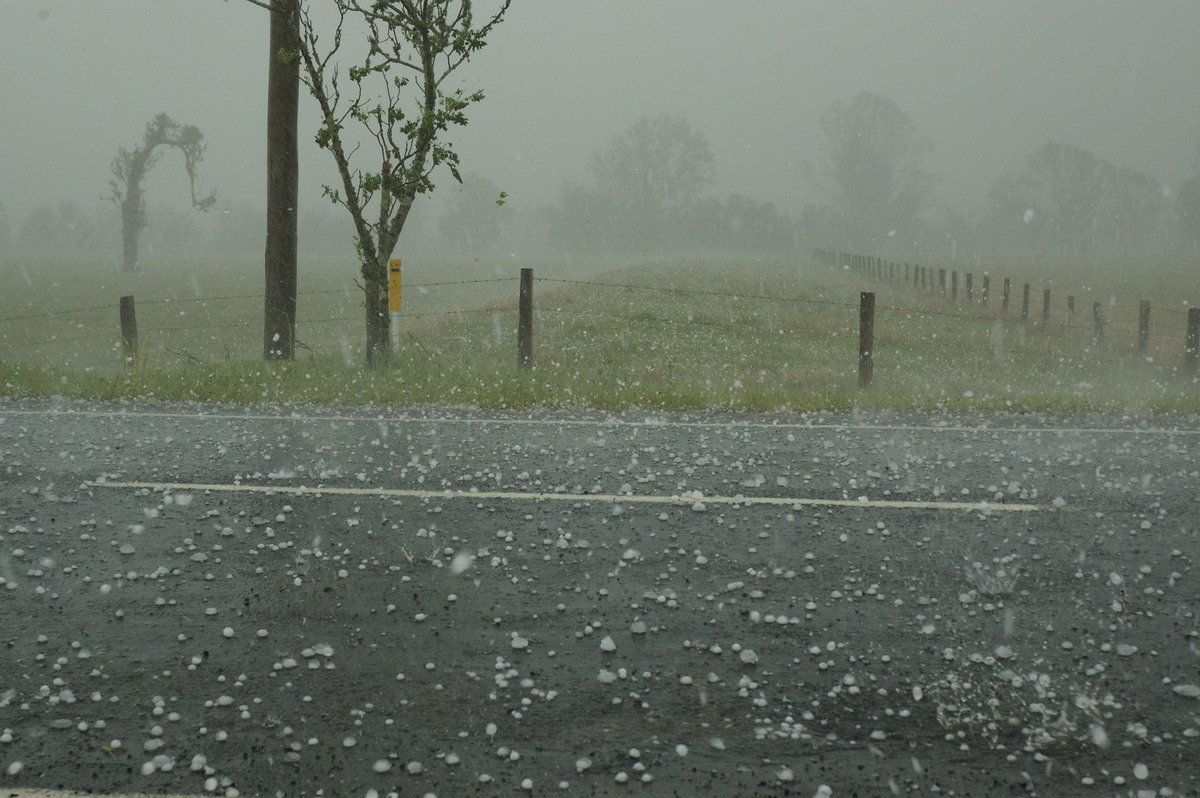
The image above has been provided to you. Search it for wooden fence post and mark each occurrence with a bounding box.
[1068,295,1075,326]
[119,295,138,366]
[1186,308,1200,375]
[1021,283,1031,323]
[859,291,875,390]
[938,268,947,296]
[951,271,958,302]
[981,275,990,306]
[965,273,973,303]
[1042,289,1051,326]
[1138,301,1150,353]
[518,268,533,369]
[1092,302,1104,343]
[1002,278,1011,313]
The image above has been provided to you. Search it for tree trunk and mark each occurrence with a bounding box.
[121,203,139,272]
[264,0,300,360]
[363,264,390,368]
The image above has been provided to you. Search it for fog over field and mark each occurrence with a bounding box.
[3,0,1200,263]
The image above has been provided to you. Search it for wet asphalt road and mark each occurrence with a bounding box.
[1,398,1199,797]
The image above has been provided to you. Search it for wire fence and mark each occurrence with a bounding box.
[0,278,518,362]
[814,249,1199,353]
[2,259,1198,393]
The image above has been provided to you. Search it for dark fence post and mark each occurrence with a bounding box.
[1042,289,1051,326]
[951,271,958,303]
[1002,278,1011,313]
[1186,308,1200,375]
[965,273,973,303]
[1138,301,1150,353]
[1068,295,1075,326]
[981,275,990,306]
[518,268,533,369]
[1021,283,1031,324]
[119,295,138,366]
[859,291,875,390]
[938,268,947,296]
[1092,302,1104,343]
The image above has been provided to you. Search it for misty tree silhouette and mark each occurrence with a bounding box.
[110,113,216,272]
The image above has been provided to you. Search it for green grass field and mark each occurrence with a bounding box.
[2,252,1198,414]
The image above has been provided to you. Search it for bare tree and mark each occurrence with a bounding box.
[290,0,511,367]
[110,113,216,272]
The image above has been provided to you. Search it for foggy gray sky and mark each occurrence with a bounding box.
[3,0,1200,222]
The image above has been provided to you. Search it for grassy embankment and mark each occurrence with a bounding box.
[1,252,1198,414]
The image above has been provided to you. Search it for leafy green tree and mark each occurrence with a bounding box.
[292,0,511,367]
[110,113,216,272]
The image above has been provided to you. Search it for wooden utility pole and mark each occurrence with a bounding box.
[264,0,300,360]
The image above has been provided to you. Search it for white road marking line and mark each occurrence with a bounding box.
[91,480,1043,512]
[5,791,203,798]
[3,406,1196,435]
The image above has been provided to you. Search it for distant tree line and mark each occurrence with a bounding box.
[977,142,1173,258]
[538,114,795,257]
[5,95,1200,269]
[800,92,1197,261]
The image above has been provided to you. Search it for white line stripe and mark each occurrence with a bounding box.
[90,480,1043,512]
[3,406,1195,435]
[5,791,204,798]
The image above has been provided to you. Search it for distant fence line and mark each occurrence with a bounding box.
[814,248,1200,378]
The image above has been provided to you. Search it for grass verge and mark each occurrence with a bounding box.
[2,257,1199,415]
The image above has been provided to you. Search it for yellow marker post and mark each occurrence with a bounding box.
[388,259,402,351]
[388,259,402,311]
